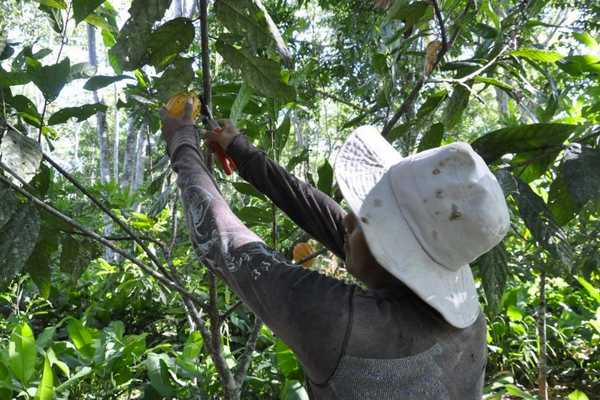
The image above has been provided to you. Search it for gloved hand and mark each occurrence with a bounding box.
[158,97,197,144]
[199,119,240,154]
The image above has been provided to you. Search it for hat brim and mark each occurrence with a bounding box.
[335,126,480,329]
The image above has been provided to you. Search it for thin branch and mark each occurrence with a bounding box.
[0,174,205,310]
[219,299,244,324]
[300,86,367,112]
[431,0,448,50]
[433,45,511,85]
[294,247,328,266]
[234,317,263,386]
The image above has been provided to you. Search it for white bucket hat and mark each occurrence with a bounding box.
[335,126,510,328]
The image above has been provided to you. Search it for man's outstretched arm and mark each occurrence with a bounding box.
[159,105,354,385]
[201,121,347,259]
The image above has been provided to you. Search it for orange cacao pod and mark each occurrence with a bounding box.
[293,242,317,268]
[165,93,201,119]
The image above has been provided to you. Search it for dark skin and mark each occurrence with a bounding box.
[158,102,400,290]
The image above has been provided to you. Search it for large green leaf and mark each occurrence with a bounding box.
[0,362,12,400]
[214,0,292,65]
[108,0,172,70]
[48,103,108,125]
[317,160,333,195]
[73,0,106,23]
[444,83,471,130]
[24,228,58,298]
[38,5,64,34]
[548,176,580,226]
[5,95,42,126]
[154,57,194,103]
[232,182,267,202]
[216,40,296,102]
[512,178,573,270]
[0,67,31,88]
[33,357,53,400]
[9,322,38,384]
[478,243,508,315]
[237,206,272,226]
[67,319,96,358]
[470,123,576,164]
[0,130,43,184]
[509,151,557,183]
[83,75,134,91]
[182,332,203,361]
[275,339,303,381]
[561,143,600,207]
[149,18,195,72]
[60,236,100,281]
[26,57,70,102]
[0,205,41,288]
[416,90,447,118]
[281,379,309,400]
[568,390,590,400]
[54,366,92,393]
[32,0,67,9]
[509,49,564,63]
[67,62,97,81]
[418,123,444,152]
[147,353,174,399]
[0,188,17,230]
[229,82,254,125]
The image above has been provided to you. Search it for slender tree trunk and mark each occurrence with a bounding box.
[73,121,80,168]
[87,23,111,184]
[173,0,183,17]
[538,270,548,399]
[133,122,147,212]
[122,117,138,190]
[113,84,120,182]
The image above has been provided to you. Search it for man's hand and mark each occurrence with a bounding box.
[200,119,240,154]
[158,98,197,143]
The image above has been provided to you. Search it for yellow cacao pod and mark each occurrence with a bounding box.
[293,242,317,268]
[166,93,201,119]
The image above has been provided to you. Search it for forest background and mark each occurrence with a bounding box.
[0,0,599,399]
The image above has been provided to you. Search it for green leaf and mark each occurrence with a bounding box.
[444,83,471,130]
[281,379,309,400]
[26,57,70,102]
[386,120,417,142]
[148,186,172,219]
[232,182,267,202]
[548,176,580,226]
[317,160,333,195]
[0,362,12,400]
[84,75,134,91]
[154,57,195,103]
[67,319,96,358]
[60,236,100,281]
[0,67,31,88]
[67,62,97,81]
[24,228,58,298]
[54,366,92,392]
[276,339,303,380]
[5,95,42,125]
[505,384,537,399]
[214,0,292,65]
[147,353,174,399]
[229,83,254,125]
[39,4,64,33]
[85,12,116,32]
[479,243,508,315]
[573,32,600,53]
[0,131,43,184]
[73,0,106,23]
[470,123,577,164]
[147,170,167,196]
[48,103,108,125]
[33,357,53,400]
[568,390,590,400]
[474,77,512,92]
[416,90,447,118]
[108,0,172,70]
[0,188,18,230]
[237,206,272,226]
[286,149,309,171]
[149,18,195,72]
[216,40,296,102]
[577,276,600,305]
[32,0,67,9]
[509,49,564,63]
[513,178,573,270]
[0,205,41,288]
[182,332,203,360]
[382,0,410,24]
[9,322,38,384]
[561,143,600,207]
[393,1,429,27]
[418,123,444,152]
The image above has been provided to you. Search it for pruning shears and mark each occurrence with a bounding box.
[200,98,237,175]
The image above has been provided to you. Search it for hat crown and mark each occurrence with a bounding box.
[390,142,509,270]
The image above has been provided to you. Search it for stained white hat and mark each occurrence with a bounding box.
[335,126,510,328]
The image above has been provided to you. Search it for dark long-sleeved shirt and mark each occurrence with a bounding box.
[167,126,487,399]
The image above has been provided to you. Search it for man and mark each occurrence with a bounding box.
[158,99,510,399]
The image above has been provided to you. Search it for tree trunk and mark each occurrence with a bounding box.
[87,23,111,184]
[495,86,509,119]
[113,84,120,182]
[173,0,183,17]
[122,117,138,190]
[73,121,80,168]
[133,122,147,212]
[538,270,548,399]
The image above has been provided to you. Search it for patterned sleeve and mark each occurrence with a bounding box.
[167,126,354,384]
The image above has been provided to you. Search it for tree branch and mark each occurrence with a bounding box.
[219,299,244,324]
[234,317,263,386]
[431,0,448,50]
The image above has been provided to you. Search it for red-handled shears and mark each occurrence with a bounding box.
[201,100,237,175]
